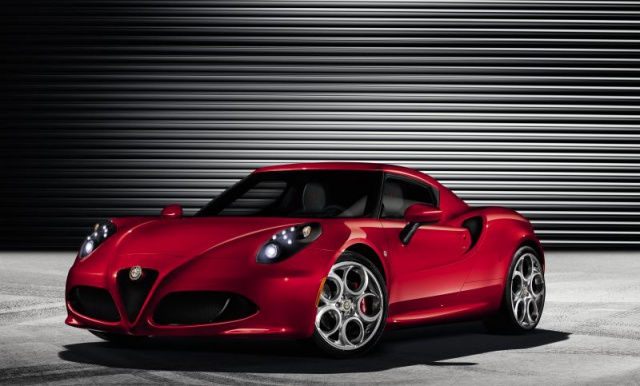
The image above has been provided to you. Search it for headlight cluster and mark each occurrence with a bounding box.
[79,221,117,259]
[256,223,321,264]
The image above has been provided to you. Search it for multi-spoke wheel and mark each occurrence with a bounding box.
[312,253,387,358]
[484,245,546,334]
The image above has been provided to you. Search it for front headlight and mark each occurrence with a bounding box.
[78,221,117,259]
[256,223,322,264]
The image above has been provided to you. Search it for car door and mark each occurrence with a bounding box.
[379,175,473,315]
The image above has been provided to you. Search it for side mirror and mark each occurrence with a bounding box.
[400,204,442,245]
[404,203,442,223]
[161,204,183,219]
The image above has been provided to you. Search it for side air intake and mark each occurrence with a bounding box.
[462,216,484,250]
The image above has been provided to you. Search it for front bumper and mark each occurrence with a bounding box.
[65,247,336,339]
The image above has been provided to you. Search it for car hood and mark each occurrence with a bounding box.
[111,217,310,258]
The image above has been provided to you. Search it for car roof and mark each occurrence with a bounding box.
[253,162,440,187]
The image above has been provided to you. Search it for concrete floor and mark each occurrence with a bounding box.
[0,251,639,385]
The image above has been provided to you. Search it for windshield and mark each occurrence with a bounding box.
[195,170,382,218]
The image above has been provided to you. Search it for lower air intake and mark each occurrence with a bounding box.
[153,291,258,326]
[68,286,120,322]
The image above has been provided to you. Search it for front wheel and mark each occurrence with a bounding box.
[312,252,388,358]
[484,246,546,334]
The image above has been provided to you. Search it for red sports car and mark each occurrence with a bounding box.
[66,162,546,357]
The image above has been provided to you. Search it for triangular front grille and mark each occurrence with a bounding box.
[117,268,158,323]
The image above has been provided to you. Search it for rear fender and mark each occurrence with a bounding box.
[465,207,540,284]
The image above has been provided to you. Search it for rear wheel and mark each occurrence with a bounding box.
[90,330,148,346]
[484,246,546,334]
[312,252,388,358]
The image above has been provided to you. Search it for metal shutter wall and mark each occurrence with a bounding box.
[2,1,639,248]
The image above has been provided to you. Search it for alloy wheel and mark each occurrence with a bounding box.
[510,252,545,328]
[315,261,385,350]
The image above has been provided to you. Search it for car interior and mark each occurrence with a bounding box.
[208,172,437,219]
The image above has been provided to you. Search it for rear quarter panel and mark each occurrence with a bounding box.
[465,207,543,284]
[449,207,543,316]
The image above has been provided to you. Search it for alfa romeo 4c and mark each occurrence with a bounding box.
[66,162,546,357]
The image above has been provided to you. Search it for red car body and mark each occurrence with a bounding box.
[65,162,544,339]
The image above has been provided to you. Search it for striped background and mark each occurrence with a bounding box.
[2,0,639,248]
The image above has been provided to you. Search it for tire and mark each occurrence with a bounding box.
[90,330,148,346]
[484,245,546,334]
[312,252,388,358]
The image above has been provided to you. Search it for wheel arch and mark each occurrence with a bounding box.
[518,238,545,271]
[343,243,387,284]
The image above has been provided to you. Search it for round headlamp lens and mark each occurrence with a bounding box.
[82,240,94,257]
[264,243,279,259]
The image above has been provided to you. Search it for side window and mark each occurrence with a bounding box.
[381,177,437,220]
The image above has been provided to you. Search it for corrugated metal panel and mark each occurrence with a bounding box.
[2,0,639,248]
